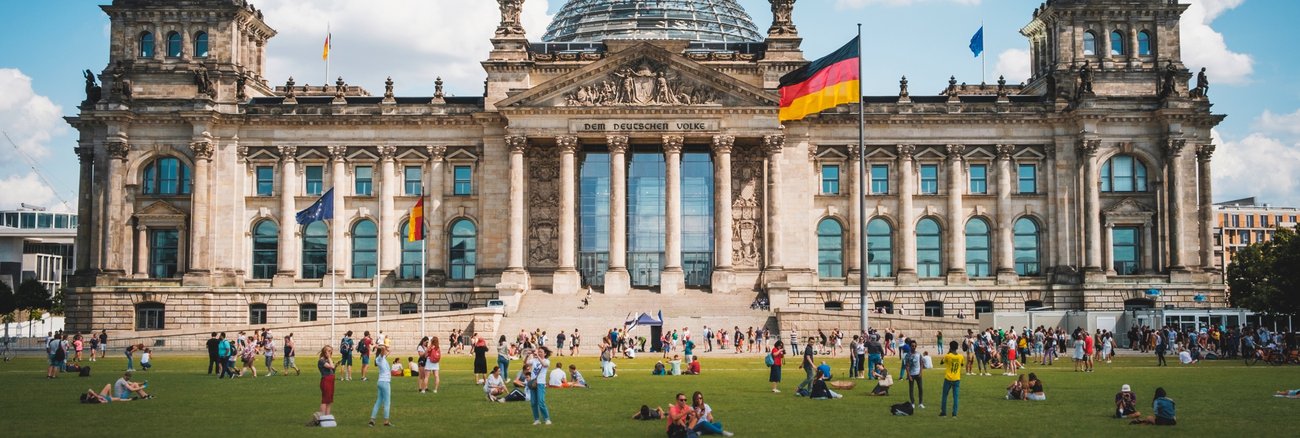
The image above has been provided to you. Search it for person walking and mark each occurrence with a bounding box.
[940,341,964,417]
[867,334,884,380]
[769,340,785,393]
[797,337,816,395]
[497,335,513,381]
[97,330,108,360]
[217,332,232,378]
[1154,332,1167,366]
[284,333,301,375]
[206,332,220,375]
[527,347,553,425]
[369,345,393,427]
[906,340,924,409]
[317,345,336,418]
[263,336,279,376]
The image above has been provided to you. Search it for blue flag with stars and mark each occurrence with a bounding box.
[969,26,984,58]
[296,188,334,225]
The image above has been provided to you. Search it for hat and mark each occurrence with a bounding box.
[1121,384,1131,392]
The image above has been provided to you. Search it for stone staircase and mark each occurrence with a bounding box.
[497,289,776,355]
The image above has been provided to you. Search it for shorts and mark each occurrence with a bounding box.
[118,391,131,400]
[48,354,57,366]
[425,361,440,371]
[361,355,371,366]
[284,357,296,368]
[340,353,353,366]
[1154,417,1176,426]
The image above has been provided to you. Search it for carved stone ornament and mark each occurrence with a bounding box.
[236,70,248,101]
[711,135,735,154]
[663,135,684,154]
[1196,144,1215,161]
[277,145,298,162]
[555,136,580,154]
[106,141,129,160]
[945,144,966,161]
[768,0,797,36]
[236,145,249,162]
[995,144,1015,160]
[763,135,785,155]
[563,59,719,107]
[607,135,629,154]
[327,145,348,161]
[505,135,528,153]
[427,145,447,161]
[76,146,95,164]
[732,144,765,269]
[190,140,215,161]
[378,145,398,161]
[526,145,559,268]
[896,144,916,160]
[495,0,525,37]
[284,77,296,99]
[1165,139,1187,157]
[384,77,394,99]
[1076,139,1101,157]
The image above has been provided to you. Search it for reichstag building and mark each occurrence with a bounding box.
[66,0,1226,334]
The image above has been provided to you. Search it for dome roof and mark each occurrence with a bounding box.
[542,0,763,44]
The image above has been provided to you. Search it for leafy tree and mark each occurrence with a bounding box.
[0,280,15,317]
[1227,226,1300,314]
[14,279,50,312]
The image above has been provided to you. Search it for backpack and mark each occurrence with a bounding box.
[54,344,66,361]
[79,366,92,377]
[429,348,441,363]
[764,353,775,367]
[891,402,914,416]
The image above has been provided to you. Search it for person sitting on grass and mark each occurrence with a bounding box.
[81,384,135,404]
[1115,384,1141,418]
[1178,346,1197,365]
[140,348,153,371]
[568,364,589,388]
[548,361,568,388]
[484,366,507,402]
[1132,387,1176,426]
[690,391,736,436]
[685,357,701,375]
[669,355,683,376]
[632,404,664,420]
[809,368,842,399]
[652,361,667,376]
[869,362,894,396]
[1026,373,1045,401]
[113,371,152,400]
[404,357,415,377]
[390,358,403,377]
[1274,389,1300,398]
[1006,374,1027,400]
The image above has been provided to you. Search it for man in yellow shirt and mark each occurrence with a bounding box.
[941,341,964,417]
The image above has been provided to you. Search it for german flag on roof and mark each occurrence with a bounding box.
[778,36,861,122]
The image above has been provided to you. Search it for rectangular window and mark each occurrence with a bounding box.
[149,229,179,279]
[349,303,368,319]
[404,166,422,195]
[1112,227,1141,275]
[453,166,472,196]
[248,305,267,325]
[354,166,373,196]
[820,164,840,195]
[304,166,323,196]
[870,165,889,194]
[1247,215,1254,228]
[299,304,318,322]
[136,305,165,330]
[1262,215,1270,228]
[1231,215,1239,227]
[1018,164,1037,194]
[256,166,274,196]
[919,164,939,194]
[968,164,987,194]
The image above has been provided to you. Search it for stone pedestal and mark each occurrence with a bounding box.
[996,269,1019,286]
[660,269,686,296]
[1083,268,1108,284]
[710,269,735,294]
[945,270,968,285]
[896,270,919,286]
[603,269,630,295]
[552,270,582,295]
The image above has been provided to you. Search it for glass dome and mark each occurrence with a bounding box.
[542,0,764,43]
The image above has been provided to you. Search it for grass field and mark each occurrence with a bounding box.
[2,350,1297,437]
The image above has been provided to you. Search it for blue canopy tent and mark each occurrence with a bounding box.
[625,311,664,352]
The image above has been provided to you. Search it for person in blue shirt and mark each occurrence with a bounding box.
[1133,387,1176,426]
[816,361,832,381]
[216,332,232,379]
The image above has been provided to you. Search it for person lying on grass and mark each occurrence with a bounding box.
[1274,389,1300,399]
[80,384,135,404]
[633,404,664,420]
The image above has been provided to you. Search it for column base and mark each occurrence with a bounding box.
[761,266,786,286]
[1169,268,1195,284]
[497,268,531,293]
[272,272,297,288]
[1082,267,1108,284]
[895,269,918,286]
[945,269,968,285]
[710,269,735,294]
[182,271,212,287]
[995,269,1019,286]
[660,268,686,296]
[494,280,527,316]
[846,269,861,286]
[603,269,630,295]
[552,269,582,295]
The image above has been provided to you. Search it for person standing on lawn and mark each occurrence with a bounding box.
[358,331,374,381]
[769,340,786,392]
[905,340,924,409]
[940,341,963,417]
[263,336,278,376]
[206,332,221,375]
[797,337,817,395]
[369,345,393,427]
[527,347,553,425]
[425,336,443,393]
[339,331,355,381]
[318,345,336,417]
[98,330,108,360]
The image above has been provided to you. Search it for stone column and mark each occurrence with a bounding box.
[945,144,967,282]
[847,146,862,280]
[135,225,148,277]
[75,146,95,274]
[1197,144,1216,271]
[328,146,348,278]
[1103,223,1115,276]
[379,145,398,275]
[554,136,582,294]
[604,136,631,295]
[1079,140,1103,277]
[661,135,686,295]
[500,135,530,288]
[426,146,447,281]
[1166,139,1187,271]
[995,144,1016,283]
[763,135,786,277]
[277,145,298,277]
[896,144,917,284]
[105,140,129,274]
[189,140,214,275]
[710,135,735,293]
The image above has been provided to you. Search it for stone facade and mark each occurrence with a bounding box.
[66,0,1225,336]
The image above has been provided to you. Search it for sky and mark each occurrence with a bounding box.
[0,0,1297,212]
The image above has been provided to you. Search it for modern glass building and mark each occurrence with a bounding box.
[543,0,763,43]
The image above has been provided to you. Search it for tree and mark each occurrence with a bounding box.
[1226,226,1300,314]
[0,280,15,318]
[14,279,50,312]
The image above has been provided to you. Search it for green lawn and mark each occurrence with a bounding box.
[2,351,1298,437]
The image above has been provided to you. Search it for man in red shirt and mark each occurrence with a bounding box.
[667,392,697,435]
[1083,332,1095,372]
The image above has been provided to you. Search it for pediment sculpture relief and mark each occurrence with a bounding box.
[564,60,719,107]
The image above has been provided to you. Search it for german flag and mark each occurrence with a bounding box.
[778,36,861,122]
[407,197,424,242]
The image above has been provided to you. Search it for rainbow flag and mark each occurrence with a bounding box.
[407,197,425,242]
[778,36,861,122]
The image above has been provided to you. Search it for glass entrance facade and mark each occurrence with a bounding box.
[149,229,179,278]
[579,150,610,286]
[628,145,665,287]
[681,148,714,287]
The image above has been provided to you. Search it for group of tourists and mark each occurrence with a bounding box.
[1133,324,1289,365]
[43,330,110,378]
[204,329,300,378]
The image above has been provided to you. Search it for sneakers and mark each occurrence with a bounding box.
[369,420,376,427]
[722,432,735,437]
[772,388,781,393]
[918,404,926,409]
[940,412,947,417]
[362,376,368,381]
[533,421,541,426]
[545,420,552,425]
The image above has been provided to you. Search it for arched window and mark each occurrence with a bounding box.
[1137,31,1152,56]
[1110,30,1125,56]
[251,220,278,279]
[1024,300,1045,311]
[399,221,422,279]
[817,219,844,278]
[349,302,368,318]
[139,32,155,58]
[193,31,209,58]
[141,157,192,195]
[399,303,419,315]
[448,219,476,280]
[873,300,894,314]
[916,218,943,277]
[975,300,995,318]
[1083,31,1097,56]
[1101,155,1148,192]
[866,218,893,277]
[301,222,328,279]
[1014,218,1041,276]
[299,303,318,322]
[924,300,944,318]
[351,220,378,278]
[248,303,267,324]
[965,218,991,277]
[136,302,165,330]
[166,31,182,57]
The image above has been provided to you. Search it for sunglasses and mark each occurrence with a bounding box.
[677,398,687,402]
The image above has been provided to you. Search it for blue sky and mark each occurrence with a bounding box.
[1,0,1297,211]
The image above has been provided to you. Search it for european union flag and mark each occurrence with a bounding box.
[296,188,334,225]
[969,26,984,58]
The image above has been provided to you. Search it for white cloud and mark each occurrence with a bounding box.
[0,68,65,162]
[1213,126,1300,207]
[257,0,552,97]
[836,0,978,7]
[1181,0,1252,85]
[0,172,67,212]
[993,48,1030,84]
[1254,109,1300,137]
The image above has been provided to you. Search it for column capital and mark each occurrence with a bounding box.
[76,146,95,164]
[426,145,447,161]
[607,135,629,153]
[995,144,1015,160]
[1165,138,1187,158]
[663,135,684,154]
[763,134,785,155]
[505,135,528,154]
[105,141,129,161]
[895,144,915,160]
[378,145,398,161]
[556,135,579,153]
[1076,139,1101,157]
[277,145,298,162]
[945,144,966,161]
[328,145,348,161]
[711,135,735,154]
[1196,143,1216,161]
[189,140,214,161]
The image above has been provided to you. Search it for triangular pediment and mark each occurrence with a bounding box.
[914,147,947,161]
[963,147,997,161]
[498,42,778,109]
[1104,197,1153,214]
[864,147,897,160]
[135,201,187,221]
[297,148,329,161]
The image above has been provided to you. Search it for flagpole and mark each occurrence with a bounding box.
[857,23,869,336]
[375,271,381,336]
[330,263,336,342]
[981,20,986,84]
[420,219,427,338]
[325,22,331,86]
